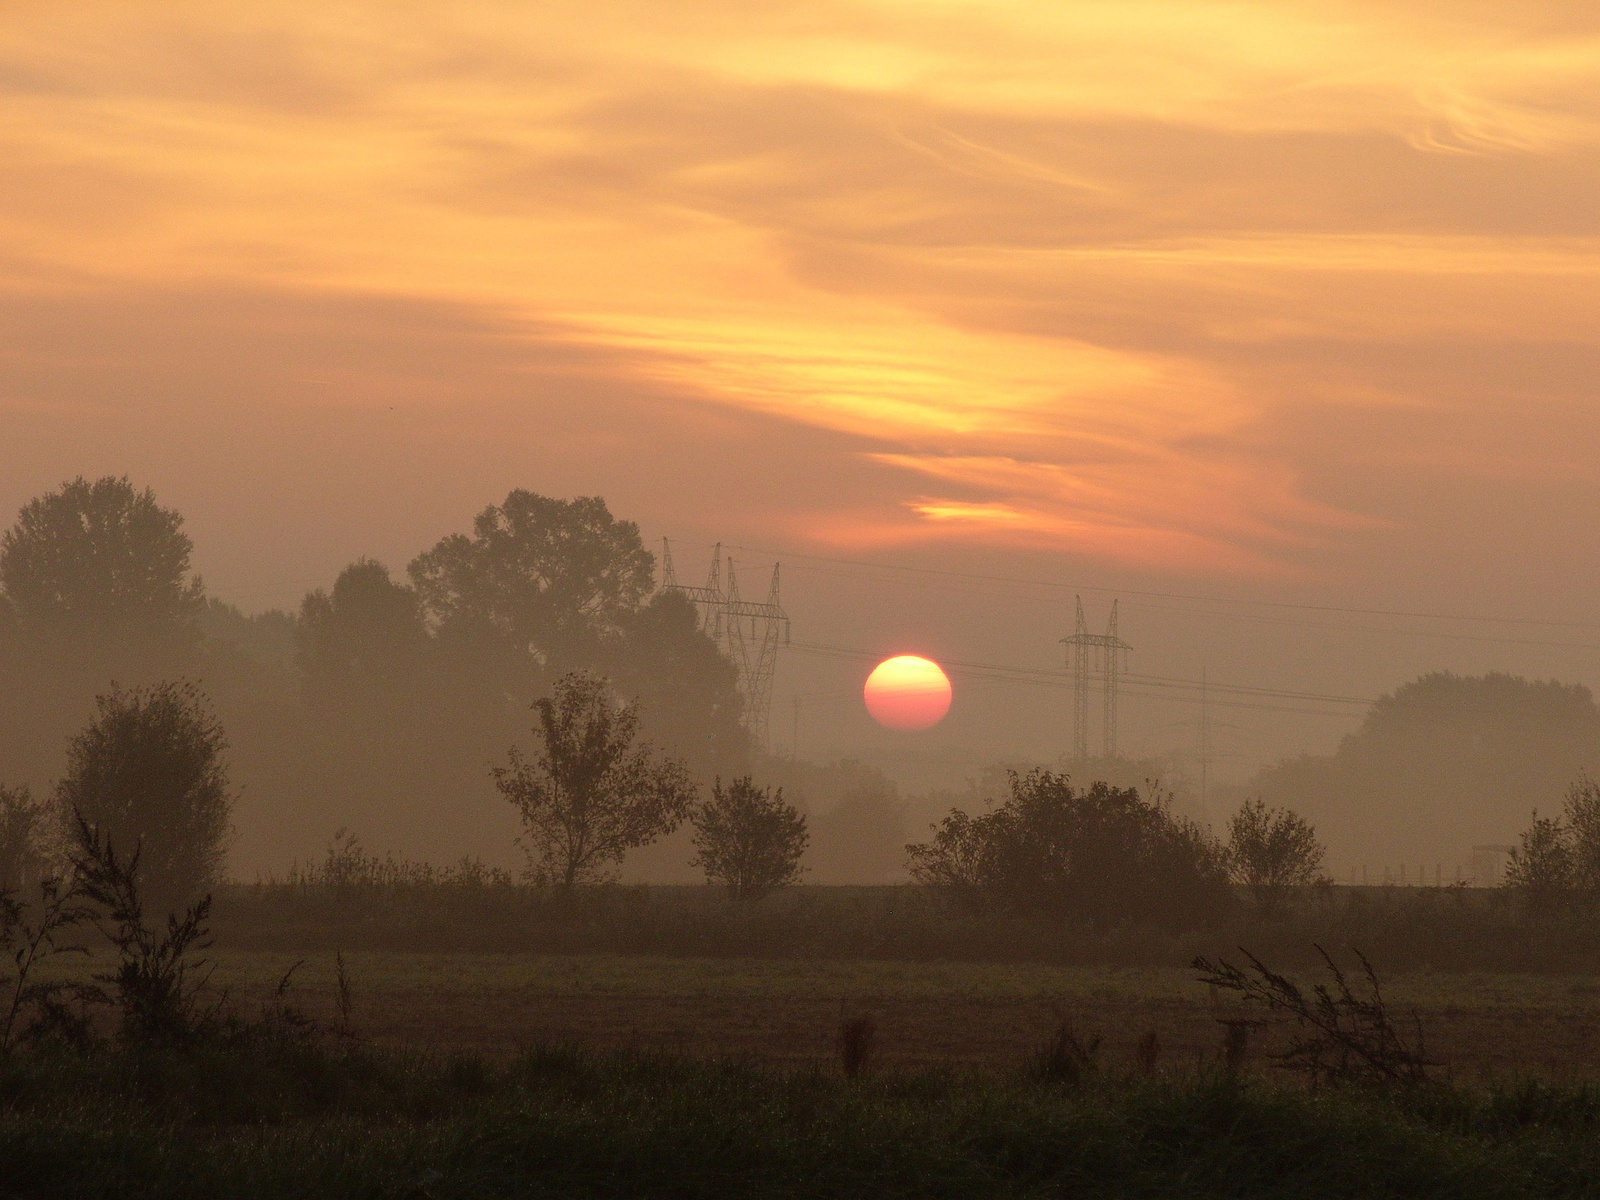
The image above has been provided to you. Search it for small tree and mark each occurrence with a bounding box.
[494,671,695,888]
[691,777,808,901]
[1505,809,1576,914]
[1227,798,1326,916]
[0,785,50,890]
[56,682,231,908]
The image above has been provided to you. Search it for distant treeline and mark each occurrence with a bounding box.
[0,477,747,871]
[3,474,1597,884]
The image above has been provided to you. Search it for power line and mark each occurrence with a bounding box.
[785,639,1368,720]
[694,540,1600,633]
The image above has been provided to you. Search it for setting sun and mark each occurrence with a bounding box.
[863,655,953,731]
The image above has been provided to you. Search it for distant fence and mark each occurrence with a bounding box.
[1343,845,1516,889]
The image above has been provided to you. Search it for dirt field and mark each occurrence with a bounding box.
[174,952,1600,1082]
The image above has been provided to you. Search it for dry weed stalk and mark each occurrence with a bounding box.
[1192,945,1434,1087]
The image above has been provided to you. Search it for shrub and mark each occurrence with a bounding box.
[906,770,1231,928]
[1505,810,1574,913]
[1561,777,1600,897]
[1227,798,1326,916]
[691,777,808,901]
[55,681,231,909]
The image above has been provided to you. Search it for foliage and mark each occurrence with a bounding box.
[1193,946,1433,1088]
[0,784,51,890]
[55,682,232,907]
[494,672,696,887]
[69,812,216,1043]
[605,589,748,778]
[691,776,808,901]
[1227,798,1326,916]
[408,490,654,674]
[906,770,1232,928]
[1560,777,1600,895]
[1501,778,1600,913]
[0,475,204,644]
[1028,1016,1101,1086]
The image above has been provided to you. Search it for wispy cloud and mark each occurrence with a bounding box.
[2,0,1598,580]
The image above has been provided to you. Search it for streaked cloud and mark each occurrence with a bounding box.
[2,0,1598,580]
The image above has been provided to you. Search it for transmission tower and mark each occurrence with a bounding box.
[660,539,790,749]
[660,538,725,642]
[1061,596,1131,759]
[722,559,790,748]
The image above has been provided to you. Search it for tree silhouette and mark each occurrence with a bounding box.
[691,777,807,901]
[607,590,747,781]
[0,477,203,646]
[1251,672,1600,868]
[298,559,429,697]
[57,682,231,909]
[409,491,654,677]
[494,672,695,887]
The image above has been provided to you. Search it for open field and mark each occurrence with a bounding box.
[170,951,1600,1083]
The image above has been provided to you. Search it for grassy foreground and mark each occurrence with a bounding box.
[4,1035,1600,1199]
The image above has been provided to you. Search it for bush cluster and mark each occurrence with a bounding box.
[906,769,1233,928]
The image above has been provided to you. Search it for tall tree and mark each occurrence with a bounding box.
[608,590,747,780]
[0,784,50,890]
[56,681,231,908]
[0,477,203,646]
[493,672,695,887]
[298,559,429,697]
[409,491,654,678]
[1251,672,1600,869]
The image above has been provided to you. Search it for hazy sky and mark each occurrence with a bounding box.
[5,1,1600,794]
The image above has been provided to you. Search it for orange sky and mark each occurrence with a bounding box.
[3,0,1600,684]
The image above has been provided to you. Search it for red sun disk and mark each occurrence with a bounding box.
[864,655,952,731]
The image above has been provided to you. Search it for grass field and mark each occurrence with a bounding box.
[16,935,1600,1195]
[8,1035,1600,1199]
[165,950,1600,1083]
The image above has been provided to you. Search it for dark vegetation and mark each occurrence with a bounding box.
[203,875,1600,973]
[907,770,1233,928]
[3,856,1599,1199]
[691,776,809,901]
[0,477,746,875]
